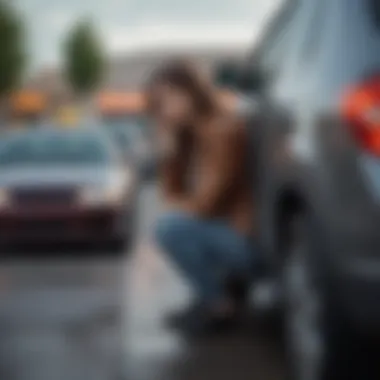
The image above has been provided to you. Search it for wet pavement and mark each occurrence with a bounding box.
[0,183,286,380]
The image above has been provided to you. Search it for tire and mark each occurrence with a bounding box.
[107,238,128,254]
[225,275,250,306]
[109,192,139,256]
[282,214,367,380]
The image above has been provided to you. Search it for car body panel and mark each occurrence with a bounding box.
[240,0,380,332]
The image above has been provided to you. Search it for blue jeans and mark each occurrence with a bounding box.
[155,211,257,304]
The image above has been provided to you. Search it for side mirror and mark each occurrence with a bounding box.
[213,61,242,90]
[238,64,265,94]
[214,61,264,94]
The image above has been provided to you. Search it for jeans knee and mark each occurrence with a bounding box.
[155,212,196,253]
[155,212,184,250]
[155,215,176,251]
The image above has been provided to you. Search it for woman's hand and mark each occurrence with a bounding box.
[156,124,178,159]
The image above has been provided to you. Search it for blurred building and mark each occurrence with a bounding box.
[27,46,245,96]
[26,67,71,107]
[104,46,245,90]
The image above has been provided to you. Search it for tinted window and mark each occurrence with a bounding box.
[256,0,300,56]
[0,131,112,167]
[300,0,327,62]
[369,0,380,28]
[248,0,301,88]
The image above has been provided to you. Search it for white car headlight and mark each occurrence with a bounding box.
[0,189,10,209]
[78,168,135,207]
[78,185,124,206]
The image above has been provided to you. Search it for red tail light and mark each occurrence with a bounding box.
[342,76,380,156]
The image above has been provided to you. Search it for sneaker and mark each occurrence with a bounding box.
[224,276,250,309]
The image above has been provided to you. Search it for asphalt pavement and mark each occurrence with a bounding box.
[0,183,286,380]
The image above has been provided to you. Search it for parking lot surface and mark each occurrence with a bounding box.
[0,184,285,380]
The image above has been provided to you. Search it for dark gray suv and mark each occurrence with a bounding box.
[219,0,380,379]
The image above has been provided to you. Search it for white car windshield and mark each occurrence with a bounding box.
[0,129,114,167]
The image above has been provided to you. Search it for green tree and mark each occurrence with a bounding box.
[0,0,26,99]
[64,19,105,96]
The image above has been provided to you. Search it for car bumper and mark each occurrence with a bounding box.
[0,206,132,244]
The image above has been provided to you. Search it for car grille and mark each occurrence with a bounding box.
[12,188,76,206]
[17,219,71,233]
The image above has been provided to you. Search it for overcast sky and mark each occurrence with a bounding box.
[15,0,280,69]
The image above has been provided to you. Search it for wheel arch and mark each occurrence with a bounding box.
[274,186,307,261]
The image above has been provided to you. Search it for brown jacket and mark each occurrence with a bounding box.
[158,115,253,235]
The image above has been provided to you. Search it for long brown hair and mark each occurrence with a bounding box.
[146,59,218,118]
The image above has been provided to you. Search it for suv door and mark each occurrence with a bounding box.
[244,0,308,265]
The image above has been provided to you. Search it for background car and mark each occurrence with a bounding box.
[103,116,157,180]
[0,126,138,252]
[216,0,380,379]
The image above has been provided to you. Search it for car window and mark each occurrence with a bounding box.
[104,119,145,149]
[299,0,328,63]
[369,0,380,28]
[0,131,112,167]
[246,0,301,90]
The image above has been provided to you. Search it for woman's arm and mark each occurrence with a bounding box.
[156,125,193,204]
[187,118,246,218]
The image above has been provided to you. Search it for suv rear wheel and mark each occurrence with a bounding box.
[282,214,371,380]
